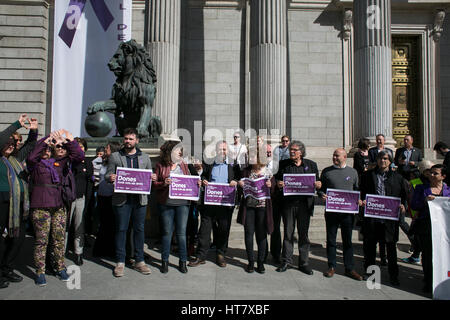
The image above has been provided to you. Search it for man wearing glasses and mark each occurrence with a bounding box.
[229,132,248,170]
[275,141,321,275]
[274,135,290,162]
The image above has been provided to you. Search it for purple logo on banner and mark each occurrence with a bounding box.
[364,194,401,221]
[283,174,316,196]
[204,183,236,207]
[242,178,271,200]
[325,189,360,214]
[114,167,152,194]
[169,174,200,201]
[59,0,114,48]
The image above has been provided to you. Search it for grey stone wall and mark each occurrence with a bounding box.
[287,9,343,147]
[0,0,50,138]
[180,6,244,142]
[440,17,450,144]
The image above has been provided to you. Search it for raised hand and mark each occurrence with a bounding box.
[28,118,38,130]
[61,129,74,142]
[18,114,29,129]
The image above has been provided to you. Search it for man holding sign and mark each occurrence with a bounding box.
[189,141,240,268]
[106,128,155,278]
[360,150,409,286]
[318,149,362,281]
[275,141,321,275]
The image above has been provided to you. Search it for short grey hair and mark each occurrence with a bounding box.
[289,140,306,157]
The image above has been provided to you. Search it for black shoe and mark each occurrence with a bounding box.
[179,260,187,274]
[160,261,169,274]
[390,276,400,286]
[299,265,313,275]
[246,262,254,273]
[75,254,83,266]
[3,271,23,283]
[256,263,265,274]
[0,277,9,289]
[276,263,289,272]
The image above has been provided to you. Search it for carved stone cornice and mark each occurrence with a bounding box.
[432,9,446,41]
[342,8,352,41]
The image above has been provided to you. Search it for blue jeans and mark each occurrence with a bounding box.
[113,199,147,263]
[158,204,189,262]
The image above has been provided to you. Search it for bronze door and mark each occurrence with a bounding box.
[392,36,421,148]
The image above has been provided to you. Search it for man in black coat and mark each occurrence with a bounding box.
[368,134,394,169]
[275,140,321,275]
[188,140,240,268]
[433,141,450,185]
[394,134,422,179]
[360,151,409,286]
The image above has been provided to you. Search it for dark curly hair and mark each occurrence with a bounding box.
[159,141,183,166]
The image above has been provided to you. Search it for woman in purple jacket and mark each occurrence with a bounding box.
[411,164,450,293]
[26,129,84,286]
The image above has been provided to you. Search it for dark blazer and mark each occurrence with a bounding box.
[275,158,319,216]
[201,161,240,183]
[359,168,409,243]
[444,152,450,185]
[394,146,422,175]
[368,146,394,163]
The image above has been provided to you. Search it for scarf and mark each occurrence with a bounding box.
[40,158,61,184]
[1,156,29,237]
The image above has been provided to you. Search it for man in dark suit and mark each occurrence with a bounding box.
[394,135,422,179]
[434,141,450,185]
[360,151,409,286]
[188,140,240,268]
[368,134,394,169]
[275,140,321,275]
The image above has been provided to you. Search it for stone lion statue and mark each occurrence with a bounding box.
[87,39,162,138]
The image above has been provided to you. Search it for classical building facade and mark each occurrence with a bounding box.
[1,0,449,160]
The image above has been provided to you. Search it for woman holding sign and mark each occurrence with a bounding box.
[237,148,275,274]
[359,151,409,286]
[411,164,450,293]
[153,141,199,274]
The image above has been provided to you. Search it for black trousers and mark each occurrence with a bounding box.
[281,201,311,266]
[244,207,267,263]
[325,212,355,271]
[196,205,233,260]
[0,201,26,274]
[363,220,398,278]
[270,200,282,261]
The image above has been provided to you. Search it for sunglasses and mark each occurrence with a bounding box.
[282,140,289,142]
[55,145,65,149]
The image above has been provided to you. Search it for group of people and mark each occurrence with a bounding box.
[0,117,448,296]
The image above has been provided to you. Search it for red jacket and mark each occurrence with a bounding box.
[153,161,192,205]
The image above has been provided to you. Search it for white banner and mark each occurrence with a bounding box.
[428,197,450,300]
[51,0,132,137]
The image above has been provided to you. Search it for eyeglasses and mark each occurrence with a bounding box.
[267,152,272,155]
[233,136,240,139]
[55,145,64,149]
[282,140,289,142]
[290,148,300,152]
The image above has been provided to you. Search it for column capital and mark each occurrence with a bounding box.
[342,8,352,41]
[432,9,446,42]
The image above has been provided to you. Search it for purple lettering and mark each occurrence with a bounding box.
[117,24,127,30]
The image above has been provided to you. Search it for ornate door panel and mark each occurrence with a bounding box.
[392,37,420,148]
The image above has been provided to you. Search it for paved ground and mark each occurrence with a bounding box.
[0,230,429,300]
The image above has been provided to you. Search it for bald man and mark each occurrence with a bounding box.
[318,149,362,281]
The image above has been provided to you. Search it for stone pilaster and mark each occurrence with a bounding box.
[146,0,181,135]
[250,0,287,137]
[353,0,395,146]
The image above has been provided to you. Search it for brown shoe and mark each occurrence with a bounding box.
[323,268,335,278]
[216,254,227,268]
[113,263,125,277]
[188,258,205,267]
[134,261,151,275]
[345,270,363,281]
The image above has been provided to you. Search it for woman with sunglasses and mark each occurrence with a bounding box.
[411,164,450,293]
[26,129,84,286]
[0,115,38,289]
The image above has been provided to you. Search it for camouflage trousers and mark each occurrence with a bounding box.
[32,207,67,275]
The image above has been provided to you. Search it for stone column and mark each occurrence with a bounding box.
[147,0,181,135]
[250,0,287,138]
[354,0,395,146]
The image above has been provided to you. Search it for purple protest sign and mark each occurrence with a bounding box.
[114,167,152,194]
[283,174,316,196]
[169,174,200,201]
[325,189,360,214]
[58,0,114,48]
[242,177,271,200]
[364,194,401,221]
[204,183,236,207]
